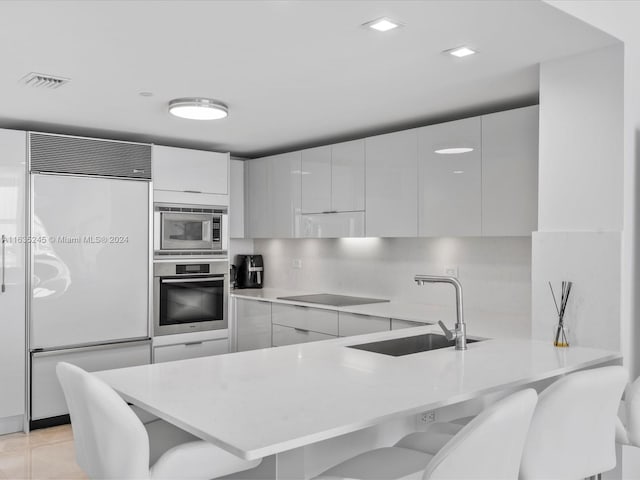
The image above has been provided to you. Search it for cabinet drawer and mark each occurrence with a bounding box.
[271,303,338,335]
[31,341,151,421]
[391,319,427,330]
[272,324,336,347]
[339,312,390,337]
[154,338,228,363]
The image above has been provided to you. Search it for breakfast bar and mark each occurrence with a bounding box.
[95,326,621,479]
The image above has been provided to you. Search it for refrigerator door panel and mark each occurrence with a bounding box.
[31,174,149,349]
[31,340,151,420]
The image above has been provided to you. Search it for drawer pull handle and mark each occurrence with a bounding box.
[185,341,203,346]
[294,328,309,334]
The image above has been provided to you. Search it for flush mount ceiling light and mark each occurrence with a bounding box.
[445,46,477,58]
[363,17,403,32]
[168,98,228,120]
[434,147,474,154]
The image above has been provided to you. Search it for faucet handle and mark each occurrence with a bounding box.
[437,320,455,341]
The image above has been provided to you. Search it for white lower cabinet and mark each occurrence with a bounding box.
[338,313,390,337]
[391,319,426,330]
[272,324,336,347]
[31,341,151,421]
[154,339,228,363]
[236,298,272,352]
[271,303,338,336]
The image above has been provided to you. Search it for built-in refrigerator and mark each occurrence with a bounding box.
[28,133,152,427]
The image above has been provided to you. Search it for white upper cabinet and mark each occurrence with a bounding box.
[0,128,26,426]
[418,118,482,236]
[246,157,272,238]
[229,159,245,238]
[270,151,302,238]
[301,211,365,238]
[301,140,365,215]
[481,106,539,236]
[331,139,365,212]
[365,130,418,237]
[301,146,331,214]
[246,152,301,238]
[152,145,228,195]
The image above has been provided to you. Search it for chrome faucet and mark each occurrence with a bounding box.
[414,275,467,350]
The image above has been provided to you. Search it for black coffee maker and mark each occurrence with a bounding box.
[235,255,264,289]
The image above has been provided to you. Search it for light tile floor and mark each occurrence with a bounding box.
[0,425,85,480]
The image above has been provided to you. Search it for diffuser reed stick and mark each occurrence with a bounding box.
[549,281,572,347]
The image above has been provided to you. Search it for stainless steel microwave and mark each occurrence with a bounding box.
[153,203,227,257]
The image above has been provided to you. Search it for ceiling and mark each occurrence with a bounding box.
[0,1,618,158]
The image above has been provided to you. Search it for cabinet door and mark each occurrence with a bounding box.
[365,130,418,237]
[154,338,228,363]
[271,152,302,238]
[300,212,365,238]
[236,299,272,352]
[338,313,390,337]
[0,129,26,422]
[301,146,331,214]
[271,303,338,335]
[418,118,482,236]
[246,158,272,238]
[482,106,539,236]
[332,139,365,212]
[229,159,245,238]
[272,324,336,347]
[153,145,228,194]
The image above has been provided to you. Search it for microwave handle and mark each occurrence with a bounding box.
[221,214,228,252]
[161,276,224,284]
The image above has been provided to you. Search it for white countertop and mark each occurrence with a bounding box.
[231,288,527,339]
[96,326,621,461]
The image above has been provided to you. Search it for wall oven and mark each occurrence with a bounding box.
[153,261,228,336]
[154,203,227,257]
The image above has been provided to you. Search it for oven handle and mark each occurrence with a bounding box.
[161,276,224,284]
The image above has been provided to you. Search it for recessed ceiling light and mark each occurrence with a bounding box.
[434,147,474,154]
[453,170,465,174]
[363,17,402,32]
[446,46,477,58]
[139,91,153,97]
[168,98,228,120]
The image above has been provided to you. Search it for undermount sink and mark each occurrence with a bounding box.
[347,333,481,357]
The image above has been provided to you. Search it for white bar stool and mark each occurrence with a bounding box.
[395,366,627,480]
[314,388,538,480]
[56,362,261,479]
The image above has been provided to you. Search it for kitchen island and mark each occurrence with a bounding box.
[96,326,621,479]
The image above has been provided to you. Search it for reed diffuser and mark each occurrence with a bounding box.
[549,281,572,347]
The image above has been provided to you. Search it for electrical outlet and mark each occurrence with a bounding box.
[291,259,303,269]
[444,265,458,277]
[420,411,436,424]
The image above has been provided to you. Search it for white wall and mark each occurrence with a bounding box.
[538,45,623,232]
[546,0,640,387]
[532,44,624,351]
[254,236,532,338]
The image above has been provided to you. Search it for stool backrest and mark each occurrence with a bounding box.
[520,365,627,479]
[56,362,150,479]
[424,388,538,480]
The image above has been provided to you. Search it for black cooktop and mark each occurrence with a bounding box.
[277,293,389,307]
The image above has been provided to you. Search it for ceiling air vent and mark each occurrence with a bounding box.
[21,72,70,89]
